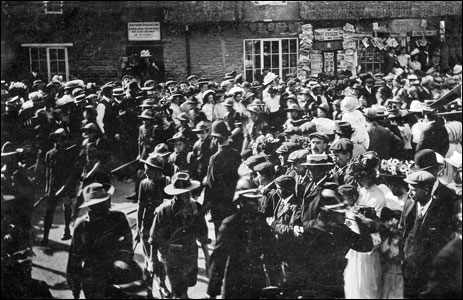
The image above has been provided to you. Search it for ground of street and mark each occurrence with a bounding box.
[30,177,217,299]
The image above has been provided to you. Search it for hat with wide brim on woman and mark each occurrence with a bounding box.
[164,172,200,196]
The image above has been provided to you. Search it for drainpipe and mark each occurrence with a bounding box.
[185,24,191,75]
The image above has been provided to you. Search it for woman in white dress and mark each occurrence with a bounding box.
[344,152,385,299]
[341,96,370,158]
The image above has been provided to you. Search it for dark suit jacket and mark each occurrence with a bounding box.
[403,182,457,296]
[419,236,462,299]
[203,145,241,216]
[367,122,403,160]
[207,210,280,299]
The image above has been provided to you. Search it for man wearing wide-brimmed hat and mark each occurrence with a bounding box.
[149,172,210,299]
[203,120,242,237]
[67,182,140,299]
[190,121,216,182]
[295,154,337,233]
[40,128,77,245]
[415,105,450,158]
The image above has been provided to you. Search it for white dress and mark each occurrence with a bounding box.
[342,110,370,158]
[344,185,386,299]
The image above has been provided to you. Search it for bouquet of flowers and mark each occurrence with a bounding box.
[379,158,413,177]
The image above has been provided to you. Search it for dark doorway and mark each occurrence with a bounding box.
[124,44,165,83]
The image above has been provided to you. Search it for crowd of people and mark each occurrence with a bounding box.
[1,45,462,299]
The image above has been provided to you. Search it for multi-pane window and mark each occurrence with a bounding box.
[244,38,298,82]
[43,1,63,14]
[357,41,385,74]
[25,45,70,81]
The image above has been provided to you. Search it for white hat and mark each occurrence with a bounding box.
[410,48,420,56]
[445,151,462,168]
[263,72,278,85]
[454,64,462,75]
[409,100,428,113]
[341,96,361,112]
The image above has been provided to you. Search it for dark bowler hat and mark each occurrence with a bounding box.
[413,149,438,171]
[247,105,262,115]
[329,138,354,153]
[210,120,231,138]
[334,121,354,135]
[192,121,211,133]
[363,108,378,120]
[164,172,200,196]
[80,183,115,208]
[404,170,436,187]
[309,131,330,143]
[301,154,335,166]
[141,154,164,170]
[274,175,296,190]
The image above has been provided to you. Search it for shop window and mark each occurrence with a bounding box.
[22,44,71,81]
[243,38,298,82]
[43,1,63,14]
[357,41,385,74]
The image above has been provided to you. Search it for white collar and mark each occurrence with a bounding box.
[417,179,439,216]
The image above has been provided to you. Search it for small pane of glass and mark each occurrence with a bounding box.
[289,39,297,53]
[263,41,270,54]
[272,54,279,68]
[39,48,47,61]
[271,41,278,53]
[255,55,261,68]
[58,61,65,73]
[282,39,289,53]
[254,40,260,52]
[50,62,58,73]
[58,49,65,60]
[264,55,271,68]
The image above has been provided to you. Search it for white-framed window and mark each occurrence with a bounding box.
[22,43,72,82]
[357,41,385,74]
[43,1,63,14]
[243,38,298,82]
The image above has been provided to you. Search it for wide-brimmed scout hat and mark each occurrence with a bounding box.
[141,154,164,170]
[151,143,171,157]
[192,121,211,133]
[164,172,200,196]
[80,183,115,208]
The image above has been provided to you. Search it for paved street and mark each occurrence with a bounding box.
[30,177,216,299]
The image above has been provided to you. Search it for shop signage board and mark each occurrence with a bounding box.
[342,40,356,50]
[128,22,161,41]
[343,23,355,33]
[362,38,370,48]
[314,28,344,41]
[411,30,438,37]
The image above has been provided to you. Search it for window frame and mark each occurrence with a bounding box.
[357,40,385,74]
[243,37,298,82]
[22,43,72,82]
[43,1,64,14]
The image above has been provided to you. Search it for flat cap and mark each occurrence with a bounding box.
[329,138,354,152]
[244,155,267,169]
[275,142,301,154]
[274,175,296,189]
[404,170,436,186]
[309,131,330,142]
[254,162,275,174]
[287,149,310,163]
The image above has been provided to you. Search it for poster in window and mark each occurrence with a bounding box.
[323,52,335,73]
